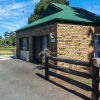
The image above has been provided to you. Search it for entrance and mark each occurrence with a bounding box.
[94,35,100,58]
[33,36,47,63]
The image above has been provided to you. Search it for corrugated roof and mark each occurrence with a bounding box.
[16,3,100,32]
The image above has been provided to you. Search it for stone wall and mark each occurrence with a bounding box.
[16,23,57,62]
[57,24,97,68]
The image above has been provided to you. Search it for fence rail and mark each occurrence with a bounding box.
[47,56,91,67]
[48,63,92,79]
[45,55,100,100]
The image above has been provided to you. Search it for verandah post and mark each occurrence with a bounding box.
[45,55,49,80]
[92,58,99,100]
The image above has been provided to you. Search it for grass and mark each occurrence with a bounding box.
[0,47,16,55]
[69,74,92,87]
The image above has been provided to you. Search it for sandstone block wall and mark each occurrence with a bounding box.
[57,24,96,67]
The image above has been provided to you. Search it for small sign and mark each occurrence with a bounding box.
[50,39,55,42]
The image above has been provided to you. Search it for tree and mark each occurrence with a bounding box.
[8,32,16,46]
[0,31,16,47]
[28,0,69,24]
[10,32,16,46]
[0,36,2,40]
[0,36,2,46]
[28,14,40,24]
[4,32,9,38]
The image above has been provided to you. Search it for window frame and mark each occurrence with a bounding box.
[20,37,29,51]
[94,34,100,58]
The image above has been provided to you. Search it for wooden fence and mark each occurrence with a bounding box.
[45,55,100,100]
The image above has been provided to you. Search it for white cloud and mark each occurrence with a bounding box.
[2,25,17,31]
[87,6,100,15]
[0,0,7,1]
[2,20,26,31]
[0,0,40,31]
[32,0,40,4]
[11,3,25,10]
[0,0,40,18]
[0,17,3,20]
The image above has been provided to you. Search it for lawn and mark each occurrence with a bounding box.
[69,74,92,87]
[0,47,16,55]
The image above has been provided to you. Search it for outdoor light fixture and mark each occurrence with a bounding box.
[50,33,54,39]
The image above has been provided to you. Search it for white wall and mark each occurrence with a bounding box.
[20,50,29,61]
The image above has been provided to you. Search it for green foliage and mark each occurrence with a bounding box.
[28,14,40,24]
[0,36,2,40]
[28,0,69,24]
[4,32,9,38]
[0,32,16,47]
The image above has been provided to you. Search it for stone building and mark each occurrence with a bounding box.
[16,3,100,66]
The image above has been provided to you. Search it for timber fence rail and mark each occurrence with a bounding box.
[45,55,100,100]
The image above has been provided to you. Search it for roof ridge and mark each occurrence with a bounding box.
[73,7,100,17]
[50,2,63,11]
[51,2,100,17]
[50,2,68,6]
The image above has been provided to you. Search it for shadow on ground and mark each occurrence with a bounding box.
[33,65,45,70]
[36,73,91,100]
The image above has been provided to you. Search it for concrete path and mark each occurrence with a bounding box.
[0,59,86,100]
[0,55,13,60]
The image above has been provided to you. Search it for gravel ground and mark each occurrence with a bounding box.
[0,59,89,100]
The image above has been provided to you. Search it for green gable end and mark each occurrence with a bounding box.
[43,3,61,17]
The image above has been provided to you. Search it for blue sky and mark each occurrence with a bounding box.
[0,0,100,37]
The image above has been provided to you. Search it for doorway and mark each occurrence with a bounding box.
[94,34,100,58]
[33,36,47,63]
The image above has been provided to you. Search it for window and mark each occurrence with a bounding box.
[94,35,100,58]
[20,38,29,51]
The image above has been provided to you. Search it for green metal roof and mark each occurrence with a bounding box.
[16,3,100,32]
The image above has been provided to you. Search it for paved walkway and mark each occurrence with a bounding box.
[0,59,88,100]
[0,55,13,60]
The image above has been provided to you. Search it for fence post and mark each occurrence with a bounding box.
[92,58,99,100]
[45,55,49,80]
